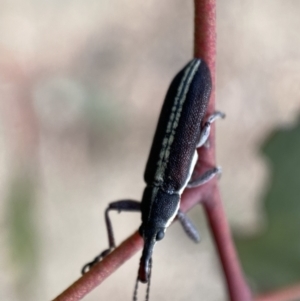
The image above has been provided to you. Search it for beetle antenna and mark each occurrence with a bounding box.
[133,275,139,301]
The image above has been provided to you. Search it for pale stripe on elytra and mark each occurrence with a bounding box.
[154,59,201,186]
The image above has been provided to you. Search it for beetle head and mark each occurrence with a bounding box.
[138,187,180,282]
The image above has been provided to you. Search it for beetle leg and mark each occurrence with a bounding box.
[177,210,200,243]
[81,200,141,274]
[188,111,224,190]
[197,111,225,148]
[187,166,222,188]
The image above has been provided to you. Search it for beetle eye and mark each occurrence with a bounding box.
[156,230,165,241]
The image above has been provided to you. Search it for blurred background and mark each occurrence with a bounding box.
[0,1,300,300]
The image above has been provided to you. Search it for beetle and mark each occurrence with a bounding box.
[82,58,224,300]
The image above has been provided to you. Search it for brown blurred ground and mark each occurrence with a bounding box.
[0,1,299,300]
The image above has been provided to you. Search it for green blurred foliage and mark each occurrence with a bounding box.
[84,91,125,160]
[7,169,38,299]
[85,92,121,130]
[235,118,300,292]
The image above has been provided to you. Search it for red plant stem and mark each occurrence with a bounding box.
[255,284,300,301]
[194,0,216,118]
[203,191,253,301]
[53,232,143,301]
[194,1,252,301]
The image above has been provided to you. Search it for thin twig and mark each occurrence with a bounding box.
[202,191,253,301]
[53,232,143,301]
[194,1,252,300]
